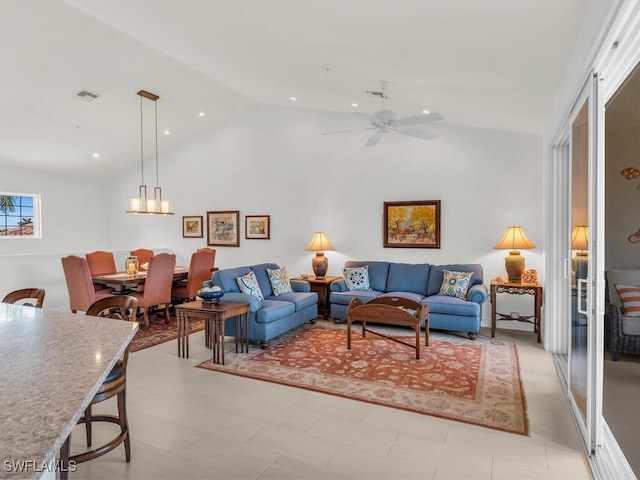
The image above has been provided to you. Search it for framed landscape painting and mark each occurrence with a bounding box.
[384,200,441,248]
[182,216,203,238]
[207,210,240,247]
[245,215,270,239]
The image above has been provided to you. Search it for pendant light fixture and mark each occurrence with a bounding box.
[126,90,174,215]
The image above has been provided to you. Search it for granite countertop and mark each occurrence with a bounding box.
[0,303,138,479]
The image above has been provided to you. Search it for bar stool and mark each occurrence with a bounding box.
[2,288,45,308]
[59,295,138,479]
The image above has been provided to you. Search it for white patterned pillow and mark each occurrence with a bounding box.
[267,267,293,296]
[438,269,472,299]
[236,271,264,299]
[343,265,371,291]
[615,283,640,316]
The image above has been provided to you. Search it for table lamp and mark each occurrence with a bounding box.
[571,225,588,280]
[494,226,536,283]
[305,232,334,279]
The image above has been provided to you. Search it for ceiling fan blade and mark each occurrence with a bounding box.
[395,127,436,140]
[365,129,385,147]
[323,126,377,135]
[398,112,443,126]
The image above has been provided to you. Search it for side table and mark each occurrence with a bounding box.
[291,275,341,320]
[175,300,250,364]
[490,280,543,343]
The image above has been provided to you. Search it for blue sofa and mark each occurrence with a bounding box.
[330,261,488,339]
[205,263,318,348]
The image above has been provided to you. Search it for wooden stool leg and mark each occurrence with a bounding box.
[59,435,71,480]
[118,390,131,462]
[85,404,92,447]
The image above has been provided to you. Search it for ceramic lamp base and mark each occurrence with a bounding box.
[311,252,328,278]
[505,250,525,283]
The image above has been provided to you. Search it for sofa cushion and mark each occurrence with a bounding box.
[267,267,294,296]
[344,261,389,292]
[622,315,640,335]
[250,263,281,298]
[268,291,317,312]
[615,283,640,316]
[215,266,251,293]
[255,299,296,324]
[422,295,480,317]
[236,271,264,299]
[344,265,372,291]
[438,269,473,299]
[386,262,430,295]
[427,264,483,296]
[330,290,382,305]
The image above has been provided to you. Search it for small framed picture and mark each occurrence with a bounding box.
[245,215,270,240]
[207,211,240,247]
[182,216,203,238]
[384,200,441,248]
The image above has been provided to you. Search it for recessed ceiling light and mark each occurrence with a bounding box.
[351,103,358,107]
[290,96,297,101]
[198,112,205,117]
[164,130,170,135]
[92,153,99,158]
[422,110,430,114]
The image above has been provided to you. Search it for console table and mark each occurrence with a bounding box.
[291,275,341,320]
[490,280,543,343]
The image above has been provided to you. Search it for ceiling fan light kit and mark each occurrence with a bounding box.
[323,82,443,147]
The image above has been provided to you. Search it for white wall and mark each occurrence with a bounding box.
[0,166,110,309]
[1,105,543,318]
[108,105,544,324]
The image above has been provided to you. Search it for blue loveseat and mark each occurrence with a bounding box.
[205,263,318,348]
[330,261,488,339]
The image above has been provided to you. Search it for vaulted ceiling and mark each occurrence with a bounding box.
[0,0,589,177]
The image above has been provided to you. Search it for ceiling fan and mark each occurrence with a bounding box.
[323,82,443,147]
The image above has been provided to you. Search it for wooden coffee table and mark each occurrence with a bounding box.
[175,300,250,364]
[346,296,429,359]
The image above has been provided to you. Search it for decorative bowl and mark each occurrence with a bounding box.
[197,289,224,304]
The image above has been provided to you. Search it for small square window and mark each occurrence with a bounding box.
[0,192,41,238]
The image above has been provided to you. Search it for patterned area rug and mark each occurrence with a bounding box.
[196,324,529,435]
[130,317,205,352]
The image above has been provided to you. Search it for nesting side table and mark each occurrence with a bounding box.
[175,300,250,363]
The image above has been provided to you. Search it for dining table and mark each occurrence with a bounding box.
[91,266,189,293]
[0,303,138,479]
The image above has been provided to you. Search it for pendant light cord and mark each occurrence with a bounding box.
[155,100,159,187]
[140,94,144,185]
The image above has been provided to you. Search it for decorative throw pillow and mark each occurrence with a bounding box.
[438,269,473,299]
[615,283,640,316]
[267,267,293,296]
[343,265,372,291]
[236,271,264,300]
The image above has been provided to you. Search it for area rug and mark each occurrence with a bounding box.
[196,324,528,435]
[130,318,205,352]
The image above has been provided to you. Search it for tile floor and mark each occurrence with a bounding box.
[69,323,594,480]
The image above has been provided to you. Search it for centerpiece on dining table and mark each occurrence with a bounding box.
[197,286,224,304]
[125,256,139,276]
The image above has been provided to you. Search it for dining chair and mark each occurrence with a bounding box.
[130,248,154,269]
[171,248,216,303]
[2,288,45,308]
[86,250,117,292]
[61,255,114,313]
[59,295,138,479]
[129,252,176,328]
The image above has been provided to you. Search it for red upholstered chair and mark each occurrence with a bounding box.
[59,295,138,479]
[172,248,216,303]
[61,255,114,313]
[86,251,117,292]
[2,288,45,308]
[129,252,175,328]
[130,248,153,269]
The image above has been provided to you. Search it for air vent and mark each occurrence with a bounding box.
[73,90,100,102]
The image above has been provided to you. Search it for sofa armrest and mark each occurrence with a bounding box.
[467,284,488,304]
[331,278,347,292]
[291,280,311,293]
[218,292,262,313]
